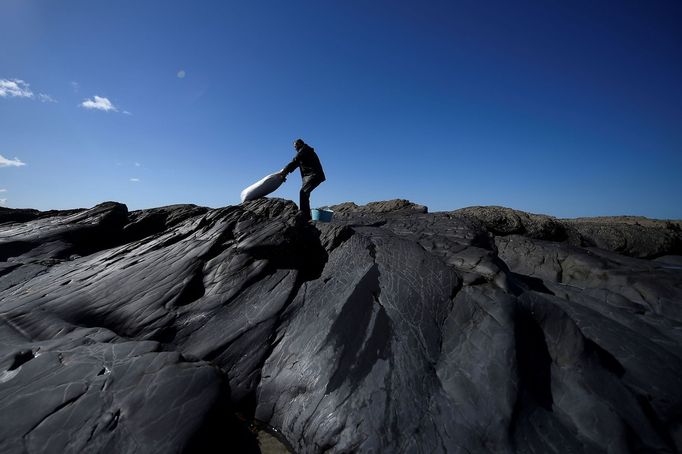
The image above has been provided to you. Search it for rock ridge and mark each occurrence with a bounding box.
[0,199,680,453]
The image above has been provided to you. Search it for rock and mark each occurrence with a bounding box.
[256,226,462,452]
[453,206,682,259]
[0,325,257,453]
[1,199,681,453]
[453,206,568,241]
[0,202,128,262]
[330,199,427,214]
[495,234,682,321]
[563,217,682,259]
[122,204,209,243]
[514,291,673,453]
[654,255,682,268]
[330,199,428,223]
[0,207,41,224]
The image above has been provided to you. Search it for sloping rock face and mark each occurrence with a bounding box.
[1,200,681,453]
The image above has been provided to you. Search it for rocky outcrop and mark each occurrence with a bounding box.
[1,200,680,453]
[453,206,568,241]
[0,207,42,224]
[563,217,682,259]
[453,205,682,259]
[0,207,85,225]
[330,199,428,221]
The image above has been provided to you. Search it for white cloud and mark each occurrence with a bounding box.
[0,199,6,206]
[177,69,186,79]
[134,162,141,167]
[1,79,56,102]
[0,189,6,192]
[81,95,118,112]
[71,81,80,92]
[38,93,57,103]
[0,154,26,167]
[0,79,33,98]
[130,178,140,182]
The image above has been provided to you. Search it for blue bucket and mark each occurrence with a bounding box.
[311,208,334,222]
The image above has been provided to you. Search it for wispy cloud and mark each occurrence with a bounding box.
[0,154,26,167]
[130,178,140,182]
[177,69,186,79]
[0,79,56,102]
[81,95,118,112]
[0,199,7,206]
[38,93,57,103]
[0,79,33,98]
[71,81,80,92]
[0,189,6,192]
[134,162,141,167]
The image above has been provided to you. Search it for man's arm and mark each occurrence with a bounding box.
[281,153,300,175]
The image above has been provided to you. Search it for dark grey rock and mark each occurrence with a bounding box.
[122,204,209,243]
[496,234,682,321]
[1,199,681,453]
[654,255,682,268]
[564,217,682,259]
[453,206,568,241]
[329,199,428,225]
[0,207,86,225]
[0,323,257,454]
[452,206,682,259]
[0,207,41,224]
[330,199,428,215]
[0,202,128,262]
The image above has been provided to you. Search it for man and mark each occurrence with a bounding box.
[280,139,326,221]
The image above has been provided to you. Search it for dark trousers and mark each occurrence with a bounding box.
[300,176,324,220]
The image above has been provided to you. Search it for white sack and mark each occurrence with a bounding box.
[240,172,285,203]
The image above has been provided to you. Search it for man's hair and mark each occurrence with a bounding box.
[294,138,305,149]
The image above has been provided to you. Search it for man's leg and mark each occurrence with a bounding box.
[299,187,312,220]
[300,177,323,220]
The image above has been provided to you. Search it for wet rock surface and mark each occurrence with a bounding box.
[1,199,681,453]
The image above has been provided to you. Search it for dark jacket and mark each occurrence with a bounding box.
[283,144,326,182]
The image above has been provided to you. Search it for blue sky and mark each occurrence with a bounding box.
[1,0,680,218]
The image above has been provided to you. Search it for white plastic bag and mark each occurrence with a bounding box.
[240,172,285,203]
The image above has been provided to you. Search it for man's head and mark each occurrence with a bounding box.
[293,139,305,150]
